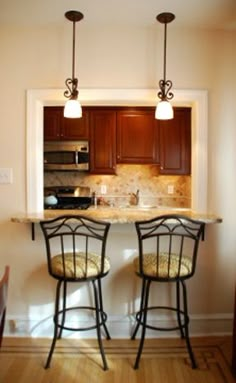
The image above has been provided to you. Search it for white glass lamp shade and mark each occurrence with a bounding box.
[155,100,174,120]
[64,99,82,118]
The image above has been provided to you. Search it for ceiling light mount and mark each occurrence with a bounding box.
[155,12,175,120]
[64,10,84,118]
[65,10,84,23]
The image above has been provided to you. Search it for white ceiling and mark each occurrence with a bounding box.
[1,0,236,30]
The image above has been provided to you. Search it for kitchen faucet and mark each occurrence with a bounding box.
[129,189,140,206]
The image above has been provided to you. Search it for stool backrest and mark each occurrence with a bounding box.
[135,215,205,281]
[40,215,111,281]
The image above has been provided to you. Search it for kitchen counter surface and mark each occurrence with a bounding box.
[11,206,222,224]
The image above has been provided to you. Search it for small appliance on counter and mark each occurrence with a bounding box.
[44,186,92,210]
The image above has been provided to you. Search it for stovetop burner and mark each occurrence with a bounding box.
[45,203,91,210]
[44,191,92,210]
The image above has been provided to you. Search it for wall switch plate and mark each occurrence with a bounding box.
[0,168,13,184]
[101,185,107,194]
[167,184,174,194]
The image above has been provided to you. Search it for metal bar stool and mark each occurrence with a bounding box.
[40,215,111,370]
[131,214,205,369]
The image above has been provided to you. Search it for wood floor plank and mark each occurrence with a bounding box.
[0,336,235,383]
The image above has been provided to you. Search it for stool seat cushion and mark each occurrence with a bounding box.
[134,252,192,278]
[51,252,110,279]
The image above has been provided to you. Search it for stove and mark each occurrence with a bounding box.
[44,186,92,210]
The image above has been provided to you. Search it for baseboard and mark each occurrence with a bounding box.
[4,313,233,339]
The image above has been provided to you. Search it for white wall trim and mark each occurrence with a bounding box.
[27,88,208,213]
[6,312,232,338]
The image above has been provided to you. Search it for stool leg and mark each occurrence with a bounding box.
[45,280,62,369]
[176,280,185,338]
[181,280,197,368]
[134,279,151,369]
[98,279,111,340]
[92,280,109,370]
[131,279,147,340]
[57,281,67,339]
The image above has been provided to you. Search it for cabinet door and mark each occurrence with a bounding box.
[116,108,159,164]
[159,108,191,175]
[89,109,116,174]
[62,109,89,140]
[44,106,89,141]
[44,107,62,140]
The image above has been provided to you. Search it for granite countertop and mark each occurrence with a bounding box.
[11,206,222,224]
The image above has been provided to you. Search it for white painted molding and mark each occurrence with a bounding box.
[5,312,232,338]
[27,88,208,213]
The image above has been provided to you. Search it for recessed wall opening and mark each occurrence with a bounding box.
[26,88,208,213]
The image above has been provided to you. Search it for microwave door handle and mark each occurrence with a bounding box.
[75,150,78,165]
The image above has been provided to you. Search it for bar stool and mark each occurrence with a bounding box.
[40,215,111,370]
[131,214,205,369]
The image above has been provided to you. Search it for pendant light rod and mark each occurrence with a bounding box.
[64,10,83,101]
[156,12,175,102]
[72,16,76,79]
[163,22,167,82]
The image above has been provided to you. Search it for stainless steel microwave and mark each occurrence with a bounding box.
[44,141,89,171]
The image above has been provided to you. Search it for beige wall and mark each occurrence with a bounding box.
[0,23,236,336]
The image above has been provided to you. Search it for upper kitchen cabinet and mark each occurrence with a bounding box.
[44,106,89,141]
[89,108,116,174]
[116,108,160,164]
[159,107,191,175]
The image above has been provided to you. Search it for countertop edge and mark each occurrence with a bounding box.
[11,207,223,225]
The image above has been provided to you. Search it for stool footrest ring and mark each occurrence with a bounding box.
[134,305,189,332]
[54,305,108,332]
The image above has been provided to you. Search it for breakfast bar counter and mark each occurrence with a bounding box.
[11,206,222,225]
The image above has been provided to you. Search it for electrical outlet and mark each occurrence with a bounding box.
[101,185,107,194]
[0,168,13,184]
[167,185,174,194]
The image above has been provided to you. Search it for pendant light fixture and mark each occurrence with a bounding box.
[64,10,83,118]
[155,12,175,120]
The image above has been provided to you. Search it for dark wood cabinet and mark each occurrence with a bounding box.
[116,108,160,164]
[44,106,89,141]
[44,107,63,141]
[89,108,116,174]
[43,106,191,175]
[159,107,191,175]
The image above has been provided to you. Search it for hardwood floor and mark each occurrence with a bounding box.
[0,336,235,383]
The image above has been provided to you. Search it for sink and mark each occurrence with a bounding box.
[119,204,157,210]
[169,207,191,211]
[138,205,157,210]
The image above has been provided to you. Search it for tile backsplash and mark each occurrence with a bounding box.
[44,164,191,208]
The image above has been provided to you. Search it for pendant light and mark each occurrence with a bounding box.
[155,12,175,120]
[64,10,83,118]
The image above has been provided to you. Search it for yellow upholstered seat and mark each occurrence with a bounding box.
[133,252,192,278]
[51,252,110,279]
